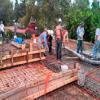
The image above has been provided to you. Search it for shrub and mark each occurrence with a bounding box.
[25,33,31,39]
[16,33,25,39]
[6,29,14,39]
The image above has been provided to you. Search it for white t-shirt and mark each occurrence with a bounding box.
[77,26,84,40]
[95,28,100,40]
[0,24,4,32]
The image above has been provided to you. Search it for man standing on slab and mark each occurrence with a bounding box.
[92,27,100,59]
[76,23,85,54]
[0,21,5,41]
[55,19,63,60]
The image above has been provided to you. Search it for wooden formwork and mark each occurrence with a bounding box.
[0,62,78,100]
[0,44,45,69]
[11,41,24,49]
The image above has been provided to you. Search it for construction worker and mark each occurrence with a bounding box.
[0,21,5,41]
[91,27,100,59]
[76,23,85,54]
[55,19,63,60]
[62,25,69,48]
[47,31,53,54]
[13,21,17,35]
[38,28,48,50]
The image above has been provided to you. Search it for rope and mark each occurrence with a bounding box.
[44,72,52,94]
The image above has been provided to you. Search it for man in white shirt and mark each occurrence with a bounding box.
[0,21,5,41]
[92,28,100,59]
[76,23,85,54]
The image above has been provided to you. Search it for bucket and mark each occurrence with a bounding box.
[61,64,68,72]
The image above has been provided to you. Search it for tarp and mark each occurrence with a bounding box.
[5,26,26,34]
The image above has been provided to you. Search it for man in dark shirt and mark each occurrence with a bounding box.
[47,33,53,54]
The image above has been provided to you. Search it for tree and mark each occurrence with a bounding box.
[14,0,19,21]
[14,0,26,22]
[19,0,100,42]
[0,0,13,24]
[18,0,26,17]
[25,0,62,29]
[76,0,89,8]
[92,0,99,9]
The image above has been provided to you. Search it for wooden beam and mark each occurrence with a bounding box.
[0,49,45,69]
[23,76,77,100]
[11,41,22,48]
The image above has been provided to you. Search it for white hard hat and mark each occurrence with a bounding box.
[58,18,62,22]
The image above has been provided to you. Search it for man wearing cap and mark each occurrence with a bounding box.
[76,23,85,54]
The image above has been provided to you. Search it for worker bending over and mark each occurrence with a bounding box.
[38,28,48,50]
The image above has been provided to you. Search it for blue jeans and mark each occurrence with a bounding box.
[56,40,62,60]
[77,40,83,53]
[92,40,100,58]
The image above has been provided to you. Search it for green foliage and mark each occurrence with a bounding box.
[14,0,26,21]
[25,33,31,39]
[63,1,100,42]
[92,0,99,9]
[6,29,14,39]
[16,33,25,39]
[0,0,14,24]
[6,30,26,40]
[1,0,100,42]
[23,0,100,42]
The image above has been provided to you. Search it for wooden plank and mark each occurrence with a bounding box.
[11,41,22,48]
[23,76,77,100]
[0,57,45,69]
[28,57,45,62]
[2,49,45,60]
[0,64,78,100]
[65,57,79,60]
[0,48,45,69]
